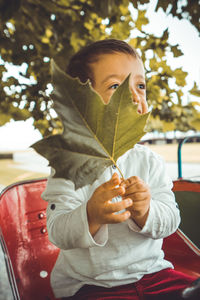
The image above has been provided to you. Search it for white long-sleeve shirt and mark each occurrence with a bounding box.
[42,144,180,298]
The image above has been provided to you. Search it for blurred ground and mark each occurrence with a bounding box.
[0,143,199,189]
[0,143,199,300]
[148,143,200,163]
[0,149,50,189]
[148,143,200,180]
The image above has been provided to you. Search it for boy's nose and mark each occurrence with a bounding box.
[130,88,142,114]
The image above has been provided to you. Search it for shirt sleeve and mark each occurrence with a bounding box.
[127,152,180,239]
[42,171,108,250]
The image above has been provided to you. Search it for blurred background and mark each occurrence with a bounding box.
[0,0,200,299]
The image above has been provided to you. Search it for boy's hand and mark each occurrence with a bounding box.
[87,173,133,236]
[121,176,151,229]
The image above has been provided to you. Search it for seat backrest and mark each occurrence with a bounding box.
[163,179,200,279]
[163,229,200,278]
[173,180,200,249]
[0,178,60,300]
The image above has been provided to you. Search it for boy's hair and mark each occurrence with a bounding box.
[66,39,141,84]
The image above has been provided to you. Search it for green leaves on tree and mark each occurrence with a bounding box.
[190,83,200,97]
[32,60,150,189]
[155,0,200,35]
[0,0,200,135]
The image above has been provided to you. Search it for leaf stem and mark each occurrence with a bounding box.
[115,164,124,179]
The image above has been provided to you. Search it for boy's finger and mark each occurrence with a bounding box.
[102,173,121,190]
[125,183,147,195]
[121,176,141,188]
[103,186,125,201]
[105,210,131,224]
[104,198,133,214]
[125,191,150,202]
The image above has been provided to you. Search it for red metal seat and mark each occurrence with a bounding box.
[0,178,60,300]
[0,178,199,300]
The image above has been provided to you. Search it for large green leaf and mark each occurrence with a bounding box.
[32,60,150,189]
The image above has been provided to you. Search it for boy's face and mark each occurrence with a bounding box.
[89,52,148,114]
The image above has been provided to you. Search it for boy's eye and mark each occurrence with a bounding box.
[138,83,146,90]
[109,83,119,90]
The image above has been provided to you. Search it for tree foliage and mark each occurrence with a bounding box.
[155,0,200,35]
[0,0,199,136]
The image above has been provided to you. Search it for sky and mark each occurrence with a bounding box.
[0,1,200,151]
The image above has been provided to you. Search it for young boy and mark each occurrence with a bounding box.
[42,39,195,299]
